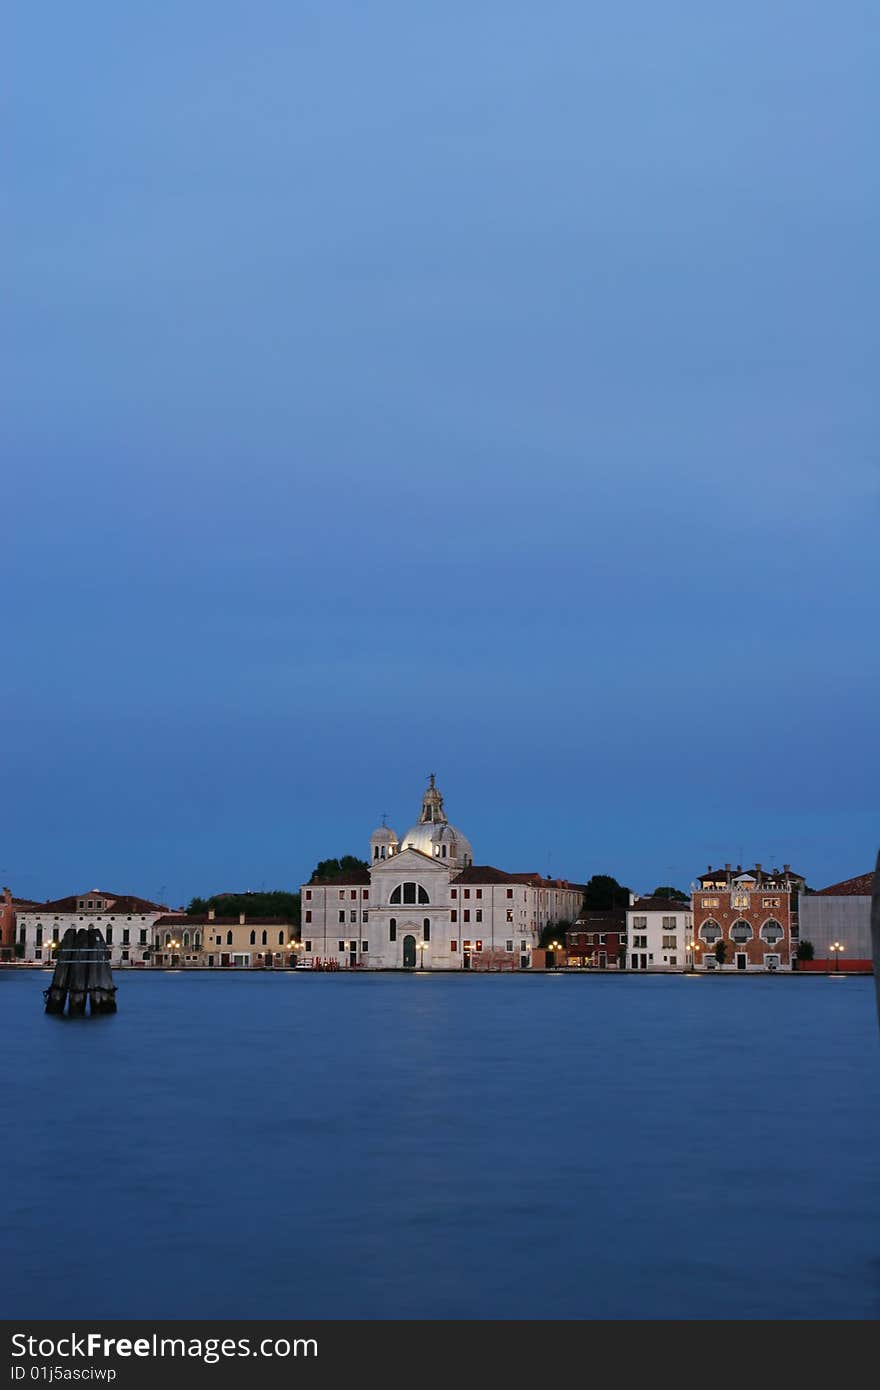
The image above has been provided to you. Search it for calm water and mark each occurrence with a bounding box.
[2,969,879,1320]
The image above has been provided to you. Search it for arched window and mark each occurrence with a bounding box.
[423,918,430,941]
[250,930,256,944]
[261,930,267,945]
[390,882,430,905]
[226,930,233,945]
[278,930,284,945]
[389,919,397,942]
[165,932,171,945]
[194,933,201,948]
[730,919,753,945]
[761,919,784,945]
[699,919,722,945]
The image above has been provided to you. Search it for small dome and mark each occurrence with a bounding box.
[370,821,399,862]
[371,825,398,845]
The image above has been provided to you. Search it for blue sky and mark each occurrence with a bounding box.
[2,2,877,905]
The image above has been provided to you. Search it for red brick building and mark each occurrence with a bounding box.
[565,909,626,968]
[0,887,39,961]
[691,864,803,971]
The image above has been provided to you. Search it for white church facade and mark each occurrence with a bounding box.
[300,777,584,970]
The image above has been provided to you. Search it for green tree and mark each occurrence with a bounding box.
[539,920,571,949]
[651,885,689,902]
[581,875,631,912]
[796,939,814,961]
[715,939,728,966]
[187,891,301,928]
[310,856,370,882]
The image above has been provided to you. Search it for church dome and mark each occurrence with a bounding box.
[399,776,473,868]
[370,821,399,862]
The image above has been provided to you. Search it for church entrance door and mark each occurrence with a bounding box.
[403,935,417,969]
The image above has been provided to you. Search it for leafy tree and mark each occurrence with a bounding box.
[539,921,571,949]
[715,939,728,966]
[581,875,632,911]
[187,891,301,928]
[310,856,370,883]
[796,939,815,961]
[651,885,689,902]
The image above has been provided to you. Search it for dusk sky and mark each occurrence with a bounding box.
[3,3,877,906]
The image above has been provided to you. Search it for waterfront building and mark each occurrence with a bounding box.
[152,910,299,968]
[797,871,874,972]
[626,896,693,970]
[566,909,627,968]
[301,776,584,969]
[1,887,39,961]
[16,889,170,968]
[690,864,800,970]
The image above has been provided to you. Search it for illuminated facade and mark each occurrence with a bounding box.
[690,864,800,971]
[301,777,584,970]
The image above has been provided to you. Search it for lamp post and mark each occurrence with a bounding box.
[688,940,697,973]
[417,941,429,971]
[830,941,844,973]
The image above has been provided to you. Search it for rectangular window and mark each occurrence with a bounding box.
[305,910,312,923]
[36,927,43,946]
[363,890,369,900]
[475,940,483,952]
[349,940,357,951]
[506,889,513,899]
[732,894,749,909]
[451,889,457,899]
[338,911,345,924]
[662,935,677,949]
[338,941,345,951]
[339,890,345,900]
[450,940,458,951]
[476,889,482,899]
[763,898,780,908]
[701,897,718,908]
[105,927,113,943]
[390,922,397,942]
[350,910,356,923]
[506,940,513,953]
[139,929,147,944]
[305,941,311,951]
[632,916,647,929]
[463,941,471,950]
[662,917,677,929]
[351,891,357,900]
[669,956,677,966]
[475,909,482,923]
[362,941,368,952]
[305,890,312,900]
[464,889,470,898]
[451,910,457,923]
[506,910,513,922]
[122,929,130,944]
[362,910,368,923]
[464,910,470,923]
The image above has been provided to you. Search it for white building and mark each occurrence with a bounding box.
[626,896,693,971]
[17,889,172,968]
[301,777,584,970]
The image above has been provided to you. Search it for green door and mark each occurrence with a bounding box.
[403,934,417,968]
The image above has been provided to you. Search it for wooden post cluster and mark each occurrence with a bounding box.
[44,927,117,1016]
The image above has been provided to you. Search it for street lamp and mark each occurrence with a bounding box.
[688,940,697,972]
[417,941,429,971]
[830,941,845,973]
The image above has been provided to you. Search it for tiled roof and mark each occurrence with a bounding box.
[815,872,874,897]
[453,866,584,889]
[309,868,372,885]
[22,892,167,915]
[158,914,295,927]
[630,897,691,913]
[572,909,626,929]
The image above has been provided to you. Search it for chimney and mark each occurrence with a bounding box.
[725,862,731,872]
[707,865,712,873]
[755,863,761,871]
[783,863,790,874]
[208,909,215,921]
[3,887,11,906]
[239,912,246,925]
